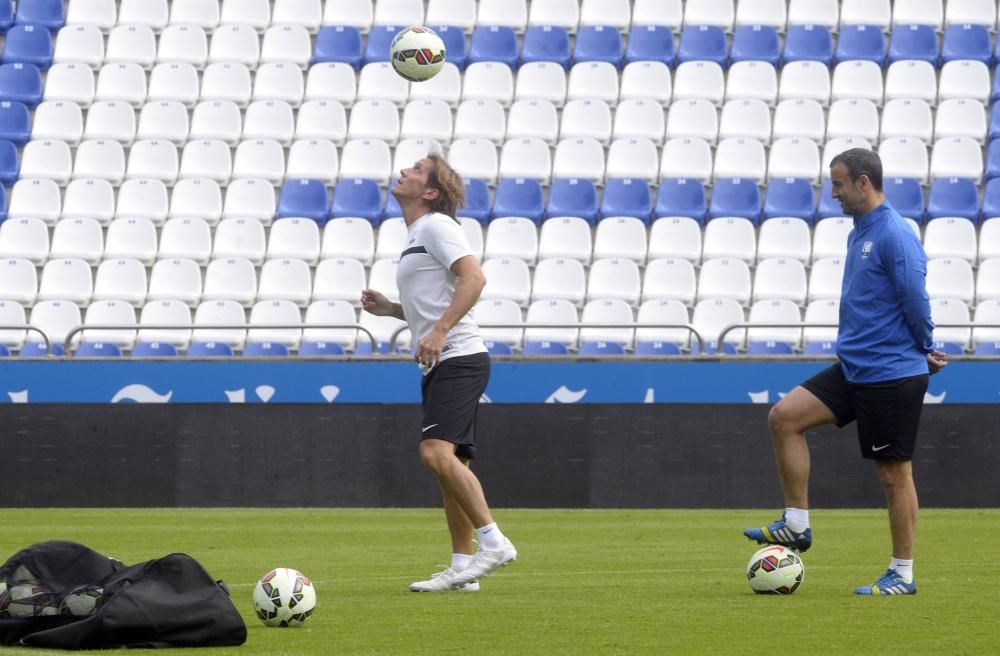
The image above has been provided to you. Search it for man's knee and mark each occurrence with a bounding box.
[768,399,798,435]
[876,460,913,489]
[419,440,452,472]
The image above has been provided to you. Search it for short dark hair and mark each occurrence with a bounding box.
[829,148,883,192]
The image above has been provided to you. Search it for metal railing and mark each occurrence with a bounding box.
[0,326,53,354]
[715,322,1000,353]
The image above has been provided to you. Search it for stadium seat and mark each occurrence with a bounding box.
[926,178,979,222]
[456,178,491,224]
[561,99,612,144]
[787,0,838,29]
[747,298,803,348]
[579,0,631,30]
[946,0,996,27]
[941,24,990,65]
[403,61,460,107]
[447,138,498,185]
[537,216,591,264]
[808,257,846,303]
[366,257,400,304]
[772,99,825,142]
[802,298,840,346]
[518,26,569,70]
[625,25,674,68]
[812,217,853,261]
[676,26,728,69]
[132,341,178,357]
[19,138,72,185]
[631,0,682,29]
[298,340,346,356]
[480,258,531,306]
[531,258,587,307]
[574,26,622,68]
[158,217,211,265]
[880,138,929,184]
[0,138,16,185]
[0,258,36,306]
[929,297,971,349]
[655,178,707,223]
[212,217,266,265]
[138,298,195,347]
[3,24,53,69]
[507,98,558,144]
[940,60,990,104]
[272,0,321,33]
[593,219,647,266]
[613,98,665,145]
[50,217,102,264]
[635,298,691,350]
[362,25,397,66]
[0,62,42,106]
[73,138,126,184]
[524,301,578,351]
[579,334,631,356]
[467,26,518,69]
[714,138,766,183]
[492,178,544,223]
[243,100,295,144]
[499,137,551,184]
[319,218,373,265]
[672,61,724,107]
[660,138,713,184]
[257,257,312,308]
[74,341,123,357]
[666,98,718,144]
[757,217,812,263]
[268,218,321,265]
[260,25,311,69]
[887,24,938,66]
[831,62,885,106]
[201,257,257,308]
[684,0,735,30]
[924,218,977,262]
[0,216,48,264]
[642,258,696,305]
[474,298,524,350]
[753,258,807,305]
[453,99,505,144]
[840,0,891,29]
[763,178,815,223]
[399,98,452,144]
[893,0,944,29]
[778,61,830,106]
[729,25,780,69]
[835,25,885,65]
[276,179,329,224]
[600,179,653,223]
[15,0,64,30]
[373,0,423,27]
[83,99,135,144]
[699,256,752,309]
[483,217,538,264]
[566,61,619,106]
[783,25,833,67]
[880,99,932,145]
[708,178,761,223]
[884,60,937,106]
[977,259,1000,303]
[620,61,671,106]
[725,64,778,108]
[104,24,155,68]
[607,137,659,183]
[311,257,366,306]
[187,341,236,357]
[648,218,702,263]
[931,138,983,181]
[82,299,137,348]
[691,298,746,352]
[546,178,598,223]
[66,0,117,32]
[430,25,467,71]
[553,137,605,183]
[926,258,975,305]
[883,177,925,222]
[827,99,878,143]
[301,299,358,352]
[973,299,1000,346]
[37,257,93,306]
[936,99,988,144]
[702,219,757,264]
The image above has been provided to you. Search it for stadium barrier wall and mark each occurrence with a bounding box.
[1,403,996,508]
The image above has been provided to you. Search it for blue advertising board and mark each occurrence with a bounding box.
[0,360,994,404]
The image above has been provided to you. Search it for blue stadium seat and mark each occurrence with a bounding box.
[383,178,402,218]
[457,178,491,224]
[132,342,178,357]
[0,184,8,221]
[364,25,399,65]
[729,25,780,68]
[0,100,29,145]
[187,342,235,357]
[677,25,728,67]
[0,343,9,356]
[600,178,653,222]
[330,178,383,224]
[941,24,991,65]
[802,341,836,356]
[980,178,1000,218]
[817,180,839,219]
[546,178,598,223]
[277,179,330,224]
[579,341,626,355]
[691,342,738,355]
[522,341,569,355]
[484,340,513,355]
[763,178,815,223]
[634,341,682,355]
[493,177,544,223]
[625,25,674,67]
[244,342,291,357]
[746,341,795,355]
[75,342,122,358]
[974,342,1000,355]
[430,25,467,70]
[468,26,518,69]
[574,26,623,68]
[884,178,925,222]
[20,342,65,356]
[2,24,52,69]
[14,0,64,30]
[708,178,760,223]
[931,341,965,356]
[990,104,1000,140]
[887,24,939,66]
[0,63,42,107]
[988,139,1000,180]
[314,26,363,68]
[834,25,885,65]
[299,341,346,356]
[0,139,18,186]
[783,25,833,67]
[656,178,707,223]
[0,1,11,34]
[520,26,571,69]
[926,178,979,222]
[353,340,396,354]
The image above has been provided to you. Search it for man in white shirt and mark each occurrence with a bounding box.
[362,155,517,592]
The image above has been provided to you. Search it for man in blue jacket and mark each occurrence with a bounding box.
[743,149,948,595]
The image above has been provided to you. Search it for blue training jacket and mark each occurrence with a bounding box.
[836,201,934,383]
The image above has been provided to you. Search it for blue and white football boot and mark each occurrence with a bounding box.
[853,569,917,595]
[743,512,813,552]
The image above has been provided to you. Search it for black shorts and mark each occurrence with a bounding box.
[801,363,929,461]
[420,352,491,459]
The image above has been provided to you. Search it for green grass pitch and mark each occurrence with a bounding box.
[0,508,997,655]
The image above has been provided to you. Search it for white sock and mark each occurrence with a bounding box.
[890,558,914,583]
[784,507,810,533]
[475,522,506,550]
[451,553,474,572]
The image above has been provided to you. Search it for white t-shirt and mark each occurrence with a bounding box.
[395,212,487,370]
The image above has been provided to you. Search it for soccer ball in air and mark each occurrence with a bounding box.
[390,26,446,81]
[252,568,317,627]
[746,545,805,595]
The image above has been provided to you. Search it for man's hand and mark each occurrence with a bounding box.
[414,326,447,369]
[361,289,395,317]
[927,350,948,375]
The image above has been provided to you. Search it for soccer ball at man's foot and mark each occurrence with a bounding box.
[746,545,805,595]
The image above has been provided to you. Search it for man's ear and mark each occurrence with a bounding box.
[422,186,440,202]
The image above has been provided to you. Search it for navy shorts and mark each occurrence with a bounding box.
[420,352,491,459]
[801,363,929,461]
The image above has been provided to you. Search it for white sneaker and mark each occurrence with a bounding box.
[409,567,480,592]
[449,539,517,587]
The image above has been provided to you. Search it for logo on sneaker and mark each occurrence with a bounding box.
[422,423,439,432]
[871,443,891,452]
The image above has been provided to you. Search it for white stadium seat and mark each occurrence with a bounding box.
[257,259,312,308]
[524,299,579,348]
[202,258,258,307]
[214,218,267,265]
[82,300,137,348]
[357,62,410,107]
[0,217,50,264]
[831,61,884,105]
[244,100,296,145]
[63,178,114,225]
[580,299,635,349]
[159,217,213,265]
[649,217,702,263]
[748,298,802,348]
[50,217,103,264]
[54,24,106,69]
[779,61,830,106]
[673,62,725,106]
[147,62,200,107]
[117,178,168,225]
[248,299,303,349]
[455,99,508,144]
[104,217,158,264]
[192,300,247,349]
[463,62,515,107]
[260,25,312,68]
[880,99,933,144]
[253,62,305,105]
[147,259,202,307]
[827,99,879,143]
[567,62,619,105]
[506,100,559,145]
[32,100,84,145]
[157,25,208,69]
[772,99,825,142]
[642,258,697,305]
[201,63,252,107]
[105,24,155,68]
[620,61,672,106]
[538,217,593,264]
[703,218,756,263]
[93,259,147,307]
[138,299,193,348]
[313,258,367,306]
[38,258,94,307]
[725,61,778,106]
[635,299,693,349]
[44,63,96,107]
[884,60,937,105]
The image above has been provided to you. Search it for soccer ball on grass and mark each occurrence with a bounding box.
[746,545,804,595]
[390,26,446,82]
[252,568,316,627]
